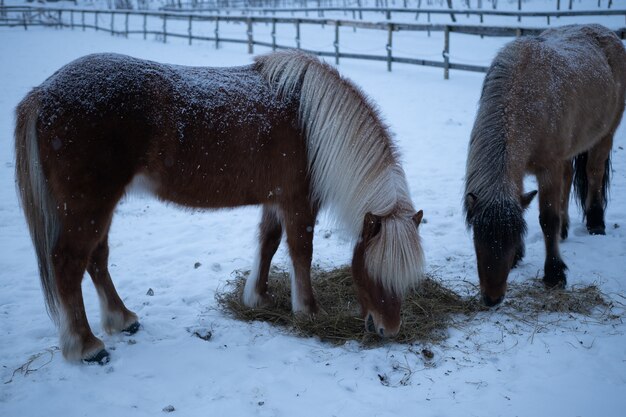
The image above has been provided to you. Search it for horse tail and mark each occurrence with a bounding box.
[572,151,611,217]
[255,50,401,236]
[15,90,61,325]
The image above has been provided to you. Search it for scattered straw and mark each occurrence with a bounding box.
[216,266,620,346]
[4,347,58,384]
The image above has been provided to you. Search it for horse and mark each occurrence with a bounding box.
[464,24,626,306]
[15,50,425,363]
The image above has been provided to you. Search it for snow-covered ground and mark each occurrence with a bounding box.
[0,22,625,417]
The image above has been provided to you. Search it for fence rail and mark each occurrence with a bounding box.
[160,5,626,25]
[1,5,624,79]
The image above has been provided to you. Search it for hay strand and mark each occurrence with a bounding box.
[216,266,619,346]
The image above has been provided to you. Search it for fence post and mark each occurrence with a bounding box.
[57,10,62,30]
[188,15,192,45]
[271,18,276,50]
[334,20,339,65]
[110,12,114,35]
[125,12,129,38]
[443,25,450,80]
[22,11,27,30]
[295,19,300,49]
[70,10,74,30]
[568,0,572,9]
[446,0,456,22]
[247,17,253,54]
[386,23,393,72]
[143,13,147,40]
[95,11,99,31]
[163,14,167,43]
[517,0,521,22]
[215,18,220,49]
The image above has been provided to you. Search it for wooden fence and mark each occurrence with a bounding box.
[1,5,624,79]
[165,0,618,14]
[161,3,626,24]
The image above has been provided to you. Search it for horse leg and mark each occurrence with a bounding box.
[538,168,567,288]
[243,206,283,308]
[560,160,574,240]
[282,202,318,314]
[584,135,612,235]
[87,231,140,335]
[53,214,113,363]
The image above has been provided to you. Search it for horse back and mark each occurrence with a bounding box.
[33,53,305,210]
[498,25,625,161]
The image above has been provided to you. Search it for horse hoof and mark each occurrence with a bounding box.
[83,349,110,365]
[543,276,566,289]
[587,226,606,235]
[122,322,141,335]
[482,293,504,307]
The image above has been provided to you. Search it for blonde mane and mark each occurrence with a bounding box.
[256,51,424,294]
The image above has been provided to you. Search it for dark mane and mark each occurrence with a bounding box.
[463,41,524,224]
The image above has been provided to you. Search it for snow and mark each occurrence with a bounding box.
[1,20,626,417]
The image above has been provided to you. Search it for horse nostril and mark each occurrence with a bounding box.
[366,314,376,333]
[482,293,504,307]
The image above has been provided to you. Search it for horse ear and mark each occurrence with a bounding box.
[363,212,382,239]
[412,210,424,227]
[521,190,538,209]
[466,193,477,212]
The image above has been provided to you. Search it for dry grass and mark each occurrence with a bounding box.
[216,266,619,346]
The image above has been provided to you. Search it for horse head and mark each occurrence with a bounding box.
[352,210,423,337]
[465,190,536,306]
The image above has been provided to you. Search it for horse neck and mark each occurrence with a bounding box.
[466,128,522,202]
[255,51,416,238]
[466,61,529,206]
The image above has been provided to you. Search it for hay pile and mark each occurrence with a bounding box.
[216,266,618,346]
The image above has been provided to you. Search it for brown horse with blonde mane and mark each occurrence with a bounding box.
[464,24,626,306]
[15,50,424,363]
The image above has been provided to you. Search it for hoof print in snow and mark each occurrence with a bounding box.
[162,405,175,413]
[257,401,265,406]
[146,288,154,296]
[191,330,212,341]
[614,223,620,229]
[377,373,390,386]
[323,230,332,239]
[211,263,222,272]
[194,262,201,269]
